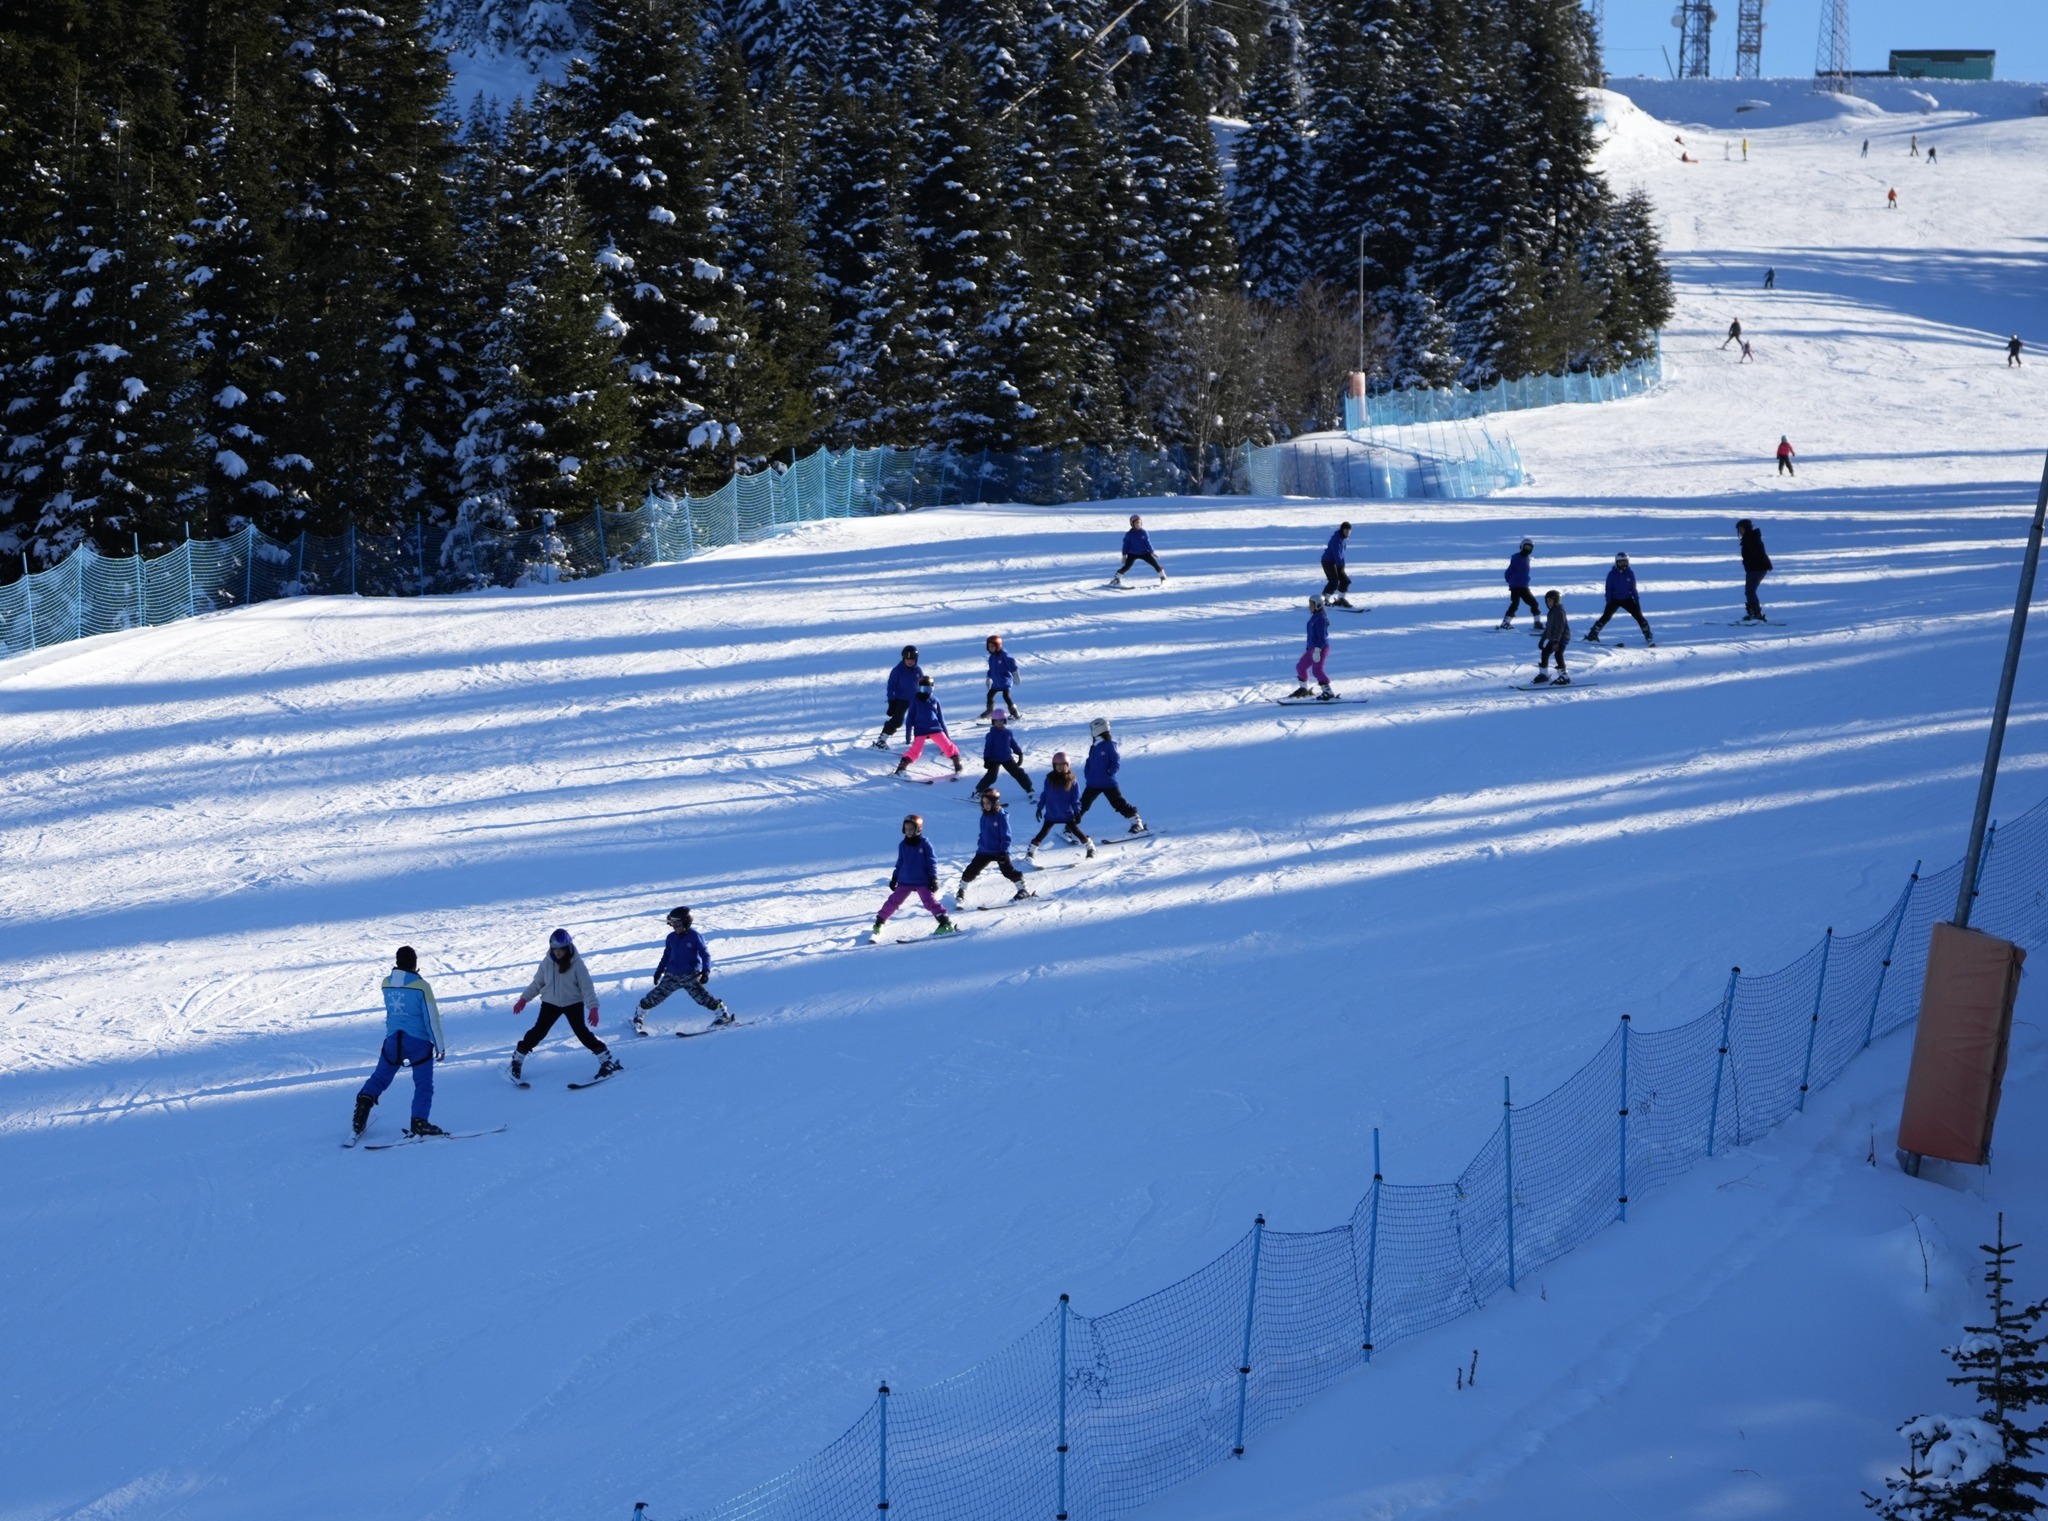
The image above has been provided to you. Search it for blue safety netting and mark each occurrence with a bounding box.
[1347,345,1663,430]
[680,799,2048,1521]
[0,430,1523,662]
[1242,421,1525,500]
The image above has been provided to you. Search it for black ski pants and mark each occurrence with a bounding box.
[1503,587,1541,623]
[518,1001,608,1057]
[638,972,719,1014]
[960,851,1024,886]
[1743,569,1769,619]
[1777,455,1795,476]
[1030,819,1092,848]
[982,685,1019,717]
[1079,783,1137,821]
[1539,639,1568,673]
[1588,597,1652,640]
[1117,552,1163,577]
[880,698,911,740]
[1320,558,1351,598]
[975,760,1034,796]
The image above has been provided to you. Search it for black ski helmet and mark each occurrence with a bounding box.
[901,644,918,660]
[902,813,923,834]
[666,906,692,931]
[980,789,1001,809]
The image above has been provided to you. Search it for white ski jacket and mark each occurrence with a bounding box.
[522,952,598,1011]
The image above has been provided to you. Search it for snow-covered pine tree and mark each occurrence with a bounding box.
[1231,11,1311,303]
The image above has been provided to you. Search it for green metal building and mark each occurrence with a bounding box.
[1888,49,1995,81]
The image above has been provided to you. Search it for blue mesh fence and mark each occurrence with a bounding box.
[0,430,1529,661]
[678,792,2048,1521]
[1348,344,1664,430]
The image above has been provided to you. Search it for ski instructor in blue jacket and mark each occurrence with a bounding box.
[351,946,449,1140]
[1114,514,1166,584]
[1585,552,1655,645]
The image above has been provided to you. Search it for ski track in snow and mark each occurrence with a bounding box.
[5,85,2048,1521]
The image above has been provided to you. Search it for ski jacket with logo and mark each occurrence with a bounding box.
[1306,609,1330,649]
[891,836,938,888]
[1604,566,1638,602]
[986,650,1019,690]
[908,695,948,736]
[976,809,1013,855]
[1740,527,1773,573]
[982,726,1023,765]
[1324,529,1348,564]
[381,968,446,1056]
[523,952,598,1010]
[1084,737,1120,788]
[886,662,924,703]
[655,928,711,981]
[1038,778,1082,822]
[1121,527,1154,557]
[1506,550,1532,589]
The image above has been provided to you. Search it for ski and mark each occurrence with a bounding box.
[1725,618,1788,627]
[1326,604,1373,614]
[676,1020,754,1039]
[1511,680,1599,692]
[1271,697,1367,706]
[360,1125,507,1150]
[509,1074,531,1089]
[895,771,965,785]
[1090,830,1157,846]
[970,894,1045,912]
[567,1069,622,1090]
[864,927,968,946]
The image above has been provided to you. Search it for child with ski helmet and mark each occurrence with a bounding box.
[957,789,1033,909]
[1029,753,1095,858]
[1114,514,1165,583]
[633,906,731,1036]
[1500,538,1539,629]
[1289,594,1336,701]
[982,634,1021,719]
[974,709,1033,797]
[872,645,924,749]
[1078,717,1146,832]
[872,814,956,937]
[512,928,618,1084]
[1533,590,1572,686]
[896,674,963,775]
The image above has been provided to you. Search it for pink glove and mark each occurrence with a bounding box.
[513,998,527,1015]
[588,1003,600,1027]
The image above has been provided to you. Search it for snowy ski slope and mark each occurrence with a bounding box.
[4,84,2048,1521]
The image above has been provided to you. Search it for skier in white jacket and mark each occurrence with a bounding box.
[511,928,618,1083]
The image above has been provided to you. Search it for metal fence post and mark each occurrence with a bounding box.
[1231,1216,1265,1457]
[649,494,664,562]
[594,504,607,571]
[182,524,197,617]
[1502,1077,1516,1290]
[1865,865,1920,1049]
[683,492,694,554]
[1797,928,1833,1112]
[416,512,428,593]
[1617,1016,1631,1222]
[133,532,144,626]
[876,1381,889,1513]
[294,532,305,592]
[243,524,255,605]
[21,554,35,649]
[1056,1294,1071,1521]
[1362,1128,1381,1361]
[72,550,82,641]
[1706,967,1741,1156]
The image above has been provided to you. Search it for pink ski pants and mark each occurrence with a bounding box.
[1295,648,1329,684]
[903,733,960,762]
[877,884,945,922]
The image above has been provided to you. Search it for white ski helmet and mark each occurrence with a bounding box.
[1309,594,1325,610]
[1089,717,1111,740]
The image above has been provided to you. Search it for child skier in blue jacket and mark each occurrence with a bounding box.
[872,814,957,937]
[1320,522,1354,606]
[974,710,1033,796]
[873,646,925,748]
[1079,717,1146,832]
[981,634,1021,718]
[351,945,449,1139]
[632,906,731,1034]
[895,675,963,774]
[1585,552,1655,645]
[1500,538,1539,629]
[1288,595,1336,700]
[1114,514,1166,583]
[1028,753,1095,858]
[957,791,1033,907]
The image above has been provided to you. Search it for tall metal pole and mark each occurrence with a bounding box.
[1954,450,2048,928]
[1356,228,1367,379]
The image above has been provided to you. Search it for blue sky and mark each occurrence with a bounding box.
[1601,0,2048,83]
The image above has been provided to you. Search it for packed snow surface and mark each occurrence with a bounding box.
[5,82,2048,1521]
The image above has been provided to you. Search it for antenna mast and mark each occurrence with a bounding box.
[1814,0,1852,94]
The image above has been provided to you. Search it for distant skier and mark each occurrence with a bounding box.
[1910,135,1919,158]
[1741,137,1748,161]
[352,946,448,1139]
[511,928,618,1085]
[973,709,1033,797]
[1861,138,1869,158]
[1776,435,1796,476]
[871,814,957,937]
[956,790,1033,908]
[1533,591,1572,686]
[981,634,1020,719]
[632,906,729,1035]
[2009,335,2024,367]
[872,645,923,749]
[1737,519,1774,622]
[1927,146,1937,165]
[1320,521,1355,606]
[1763,268,1775,290]
[1886,187,1898,210]
[1722,318,1742,350]
[1028,753,1095,859]
[1584,552,1654,646]
[1500,537,1540,629]
[1738,339,1755,363]
[1114,514,1166,584]
[1288,594,1337,701]
[895,675,964,776]
[1078,717,1146,833]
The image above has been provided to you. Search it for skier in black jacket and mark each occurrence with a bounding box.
[1737,519,1774,622]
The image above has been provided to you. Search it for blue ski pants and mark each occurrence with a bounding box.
[359,1031,435,1122]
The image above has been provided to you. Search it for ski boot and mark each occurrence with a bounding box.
[410,1117,448,1138]
[1156,569,1167,582]
[1582,628,1602,643]
[1025,843,1036,860]
[952,754,964,774]
[632,1011,648,1037]
[594,1054,623,1080]
[1011,884,1034,901]
[933,916,960,936]
[1552,673,1572,686]
[509,1051,526,1082]
[711,1003,734,1027]
[1128,817,1147,834]
[1288,685,1312,698]
[1331,596,1353,608]
[1531,672,1552,685]
[1316,685,1338,701]
[1643,635,1657,648]
[871,734,890,749]
[1111,573,1124,586]
[869,916,886,939]
[352,1093,376,1137]
[1497,618,1514,630]
[893,757,910,775]
[1085,841,1097,858]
